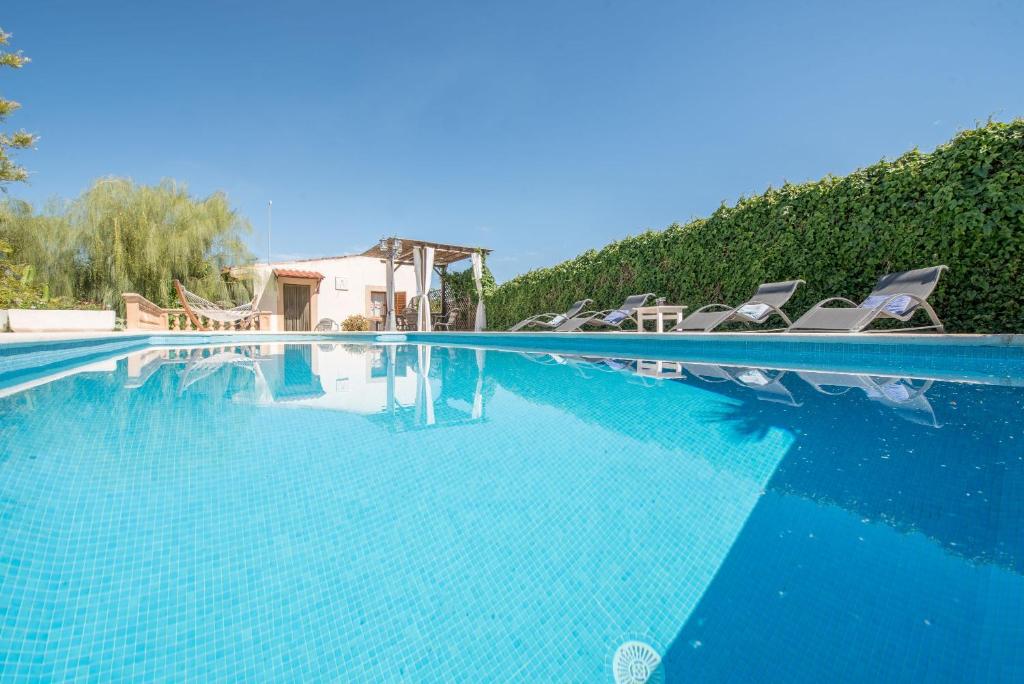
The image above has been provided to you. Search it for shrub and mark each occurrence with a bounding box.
[341,314,370,331]
[487,120,1024,334]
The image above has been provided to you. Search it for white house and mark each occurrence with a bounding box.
[244,238,490,332]
[248,254,419,332]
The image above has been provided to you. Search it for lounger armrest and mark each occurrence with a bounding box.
[812,296,859,308]
[689,303,735,315]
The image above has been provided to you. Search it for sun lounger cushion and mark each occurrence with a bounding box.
[548,314,567,327]
[860,294,913,316]
[736,302,771,320]
[603,310,628,324]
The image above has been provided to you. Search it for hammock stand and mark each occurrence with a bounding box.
[174,279,259,331]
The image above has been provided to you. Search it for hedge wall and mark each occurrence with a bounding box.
[487,120,1024,334]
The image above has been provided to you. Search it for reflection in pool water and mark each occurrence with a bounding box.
[0,342,1021,681]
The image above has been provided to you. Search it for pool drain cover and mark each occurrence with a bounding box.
[613,641,662,684]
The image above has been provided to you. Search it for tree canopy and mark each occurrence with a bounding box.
[0,178,255,310]
[0,27,35,186]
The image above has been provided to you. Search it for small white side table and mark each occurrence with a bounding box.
[635,305,687,333]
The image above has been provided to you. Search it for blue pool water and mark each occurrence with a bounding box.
[0,340,1022,681]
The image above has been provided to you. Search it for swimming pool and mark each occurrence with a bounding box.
[1,336,1021,681]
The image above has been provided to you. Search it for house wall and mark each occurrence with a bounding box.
[254,255,420,331]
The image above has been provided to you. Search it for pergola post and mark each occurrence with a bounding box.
[385,248,397,332]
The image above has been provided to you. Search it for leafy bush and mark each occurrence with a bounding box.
[0,239,99,310]
[440,257,495,328]
[487,120,1024,334]
[341,314,370,331]
[0,178,253,313]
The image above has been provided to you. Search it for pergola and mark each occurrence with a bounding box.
[362,237,492,331]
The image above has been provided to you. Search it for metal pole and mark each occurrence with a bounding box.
[386,245,397,331]
[267,200,272,265]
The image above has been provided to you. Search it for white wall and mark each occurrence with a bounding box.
[253,255,420,331]
[6,309,116,332]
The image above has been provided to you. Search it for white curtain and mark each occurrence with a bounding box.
[471,252,486,331]
[413,246,435,332]
[415,345,435,426]
[472,348,486,420]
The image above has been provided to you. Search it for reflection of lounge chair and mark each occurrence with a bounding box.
[673,280,805,332]
[508,299,593,331]
[788,266,948,333]
[575,356,660,387]
[555,293,656,332]
[517,351,593,378]
[797,371,940,427]
[682,363,802,406]
[635,359,685,379]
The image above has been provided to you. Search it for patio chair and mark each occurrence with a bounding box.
[398,306,418,331]
[433,310,458,331]
[788,266,948,333]
[554,293,657,332]
[672,280,805,332]
[508,298,593,331]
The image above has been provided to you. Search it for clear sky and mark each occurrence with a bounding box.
[4,0,1023,281]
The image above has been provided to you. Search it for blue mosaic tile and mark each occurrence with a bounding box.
[0,341,1021,681]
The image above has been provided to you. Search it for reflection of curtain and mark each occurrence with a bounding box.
[471,252,486,331]
[413,246,435,331]
[415,345,435,425]
[472,348,486,419]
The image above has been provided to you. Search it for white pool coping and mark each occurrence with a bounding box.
[2,329,1023,348]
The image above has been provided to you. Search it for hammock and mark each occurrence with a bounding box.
[174,280,259,330]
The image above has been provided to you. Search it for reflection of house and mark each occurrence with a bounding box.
[124,342,485,430]
[244,256,419,332]
[256,343,421,413]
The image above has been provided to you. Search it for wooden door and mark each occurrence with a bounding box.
[283,284,311,331]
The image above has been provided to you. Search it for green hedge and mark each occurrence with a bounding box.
[488,120,1024,333]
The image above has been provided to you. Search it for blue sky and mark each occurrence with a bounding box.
[4,0,1023,281]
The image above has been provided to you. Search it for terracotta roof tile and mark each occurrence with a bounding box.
[272,268,324,280]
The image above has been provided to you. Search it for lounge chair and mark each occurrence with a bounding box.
[788,266,948,333]
[672,280,805,332]
[508,298,593,332]
[554,293,656,332]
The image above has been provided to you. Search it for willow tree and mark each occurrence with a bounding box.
[0,178,254,310]
[1,27,36,186]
